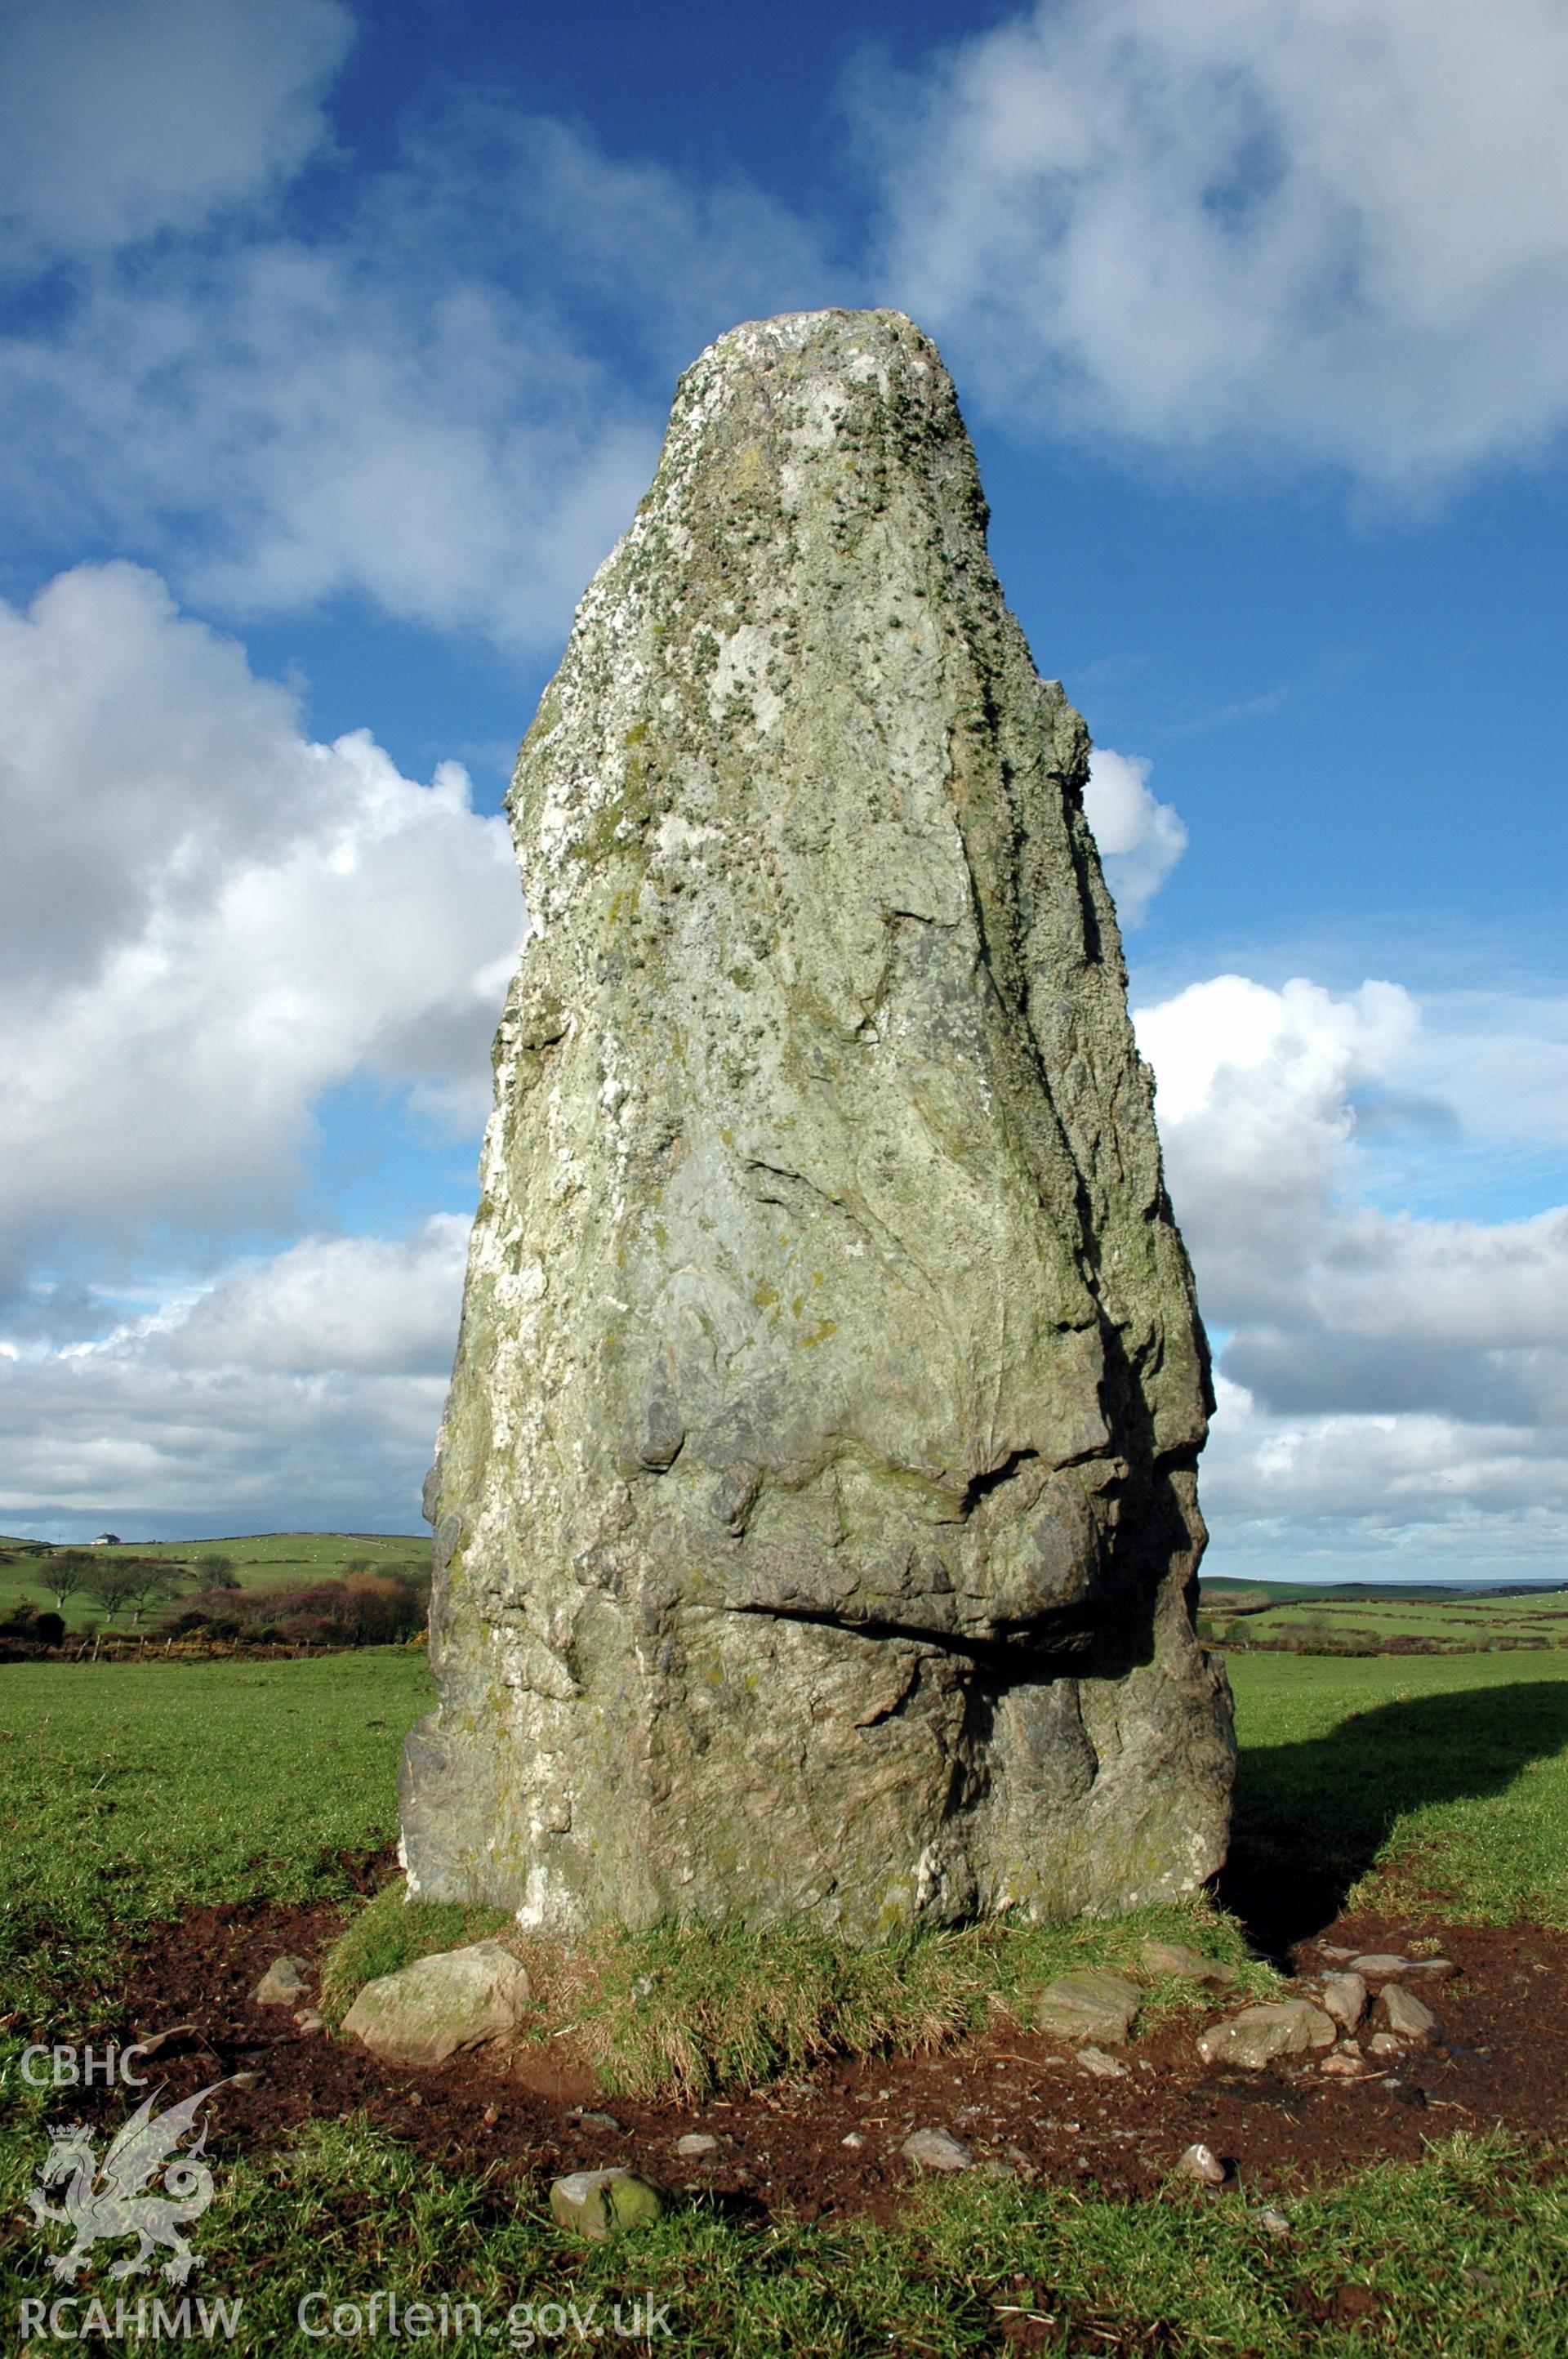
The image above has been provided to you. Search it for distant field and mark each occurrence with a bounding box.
[0,1529,429,1631]
[1199,1579,1568,1655]
[1201,1576,1568,1599]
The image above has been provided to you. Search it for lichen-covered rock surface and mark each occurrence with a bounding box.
[340,1940,530,2066]
[401,307,1234,1939]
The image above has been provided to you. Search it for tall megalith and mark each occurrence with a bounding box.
[401,309,1234,1938]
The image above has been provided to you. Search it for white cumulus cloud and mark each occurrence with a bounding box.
[0,1342,450,1538]
[872,0,1568,483]
[169,1216,471,1377]
[0,254,658,653]
[0,98,832,655]
[1082,747,1187,923]
[1136,972,1568,1575]
[0,564,523,1282]
[0,1220,471,1538]
[0,0,353,263]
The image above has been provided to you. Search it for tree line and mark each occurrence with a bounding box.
[0,1549,430,1652]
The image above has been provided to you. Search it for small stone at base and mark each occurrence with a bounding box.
[1076,2046,1130,2080]
[550,2169,670,2241]
[1177,2143,1227,2185]
[1036,1970,1143,2045]
[1139,1939,1237,1988]
[253,1955,311,2008]
[1321,1972,1368,2031]
[341,1939,531,2068]
[1196,2000,1336,2069]
[902,2128,973,2172]
[1379,1983,1441,2040]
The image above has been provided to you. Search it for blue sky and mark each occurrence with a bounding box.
[1,0,1565,1580]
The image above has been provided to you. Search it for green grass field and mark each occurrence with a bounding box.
[2,1640,1566,2352]
[1227,1650,1568,1929]
[0,1651,430,2019]
[1198,1581,1568,1655]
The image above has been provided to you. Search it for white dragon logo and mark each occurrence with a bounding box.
[28,2081,222,2285]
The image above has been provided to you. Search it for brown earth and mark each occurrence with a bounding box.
[68,1872,1565,2229]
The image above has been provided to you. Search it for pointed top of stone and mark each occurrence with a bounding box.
[682,305,947,387]
[653,305,983,542]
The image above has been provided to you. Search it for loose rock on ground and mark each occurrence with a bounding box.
[1036,1970,1143,2045]
[901,2129,974,2172]
[1196,2000,1337,2070]
[1321,1972,1368,2030]
[1380,1984,1441,2040]
[341,1940,531,2067]
[1140,1940,1238,1988]
[1076,2046,1130,2080]
[252,1956,310,2007]
[550,2169,669,2241]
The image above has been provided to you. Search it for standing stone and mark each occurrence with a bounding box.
[400,308,1234,1939]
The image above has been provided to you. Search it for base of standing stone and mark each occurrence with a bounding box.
[400,1582,1232,1941]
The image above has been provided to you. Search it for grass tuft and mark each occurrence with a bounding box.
[560,1903,1267,2103]
[571,1916,982,2103]
[319,1892,1265,2103]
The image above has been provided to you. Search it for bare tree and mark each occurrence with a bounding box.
[84,1563,138,1622]
[118,1560,187,1628]
[46,1550,96,1613]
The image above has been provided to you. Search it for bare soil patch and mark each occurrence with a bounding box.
[94,1883,1568,2227]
